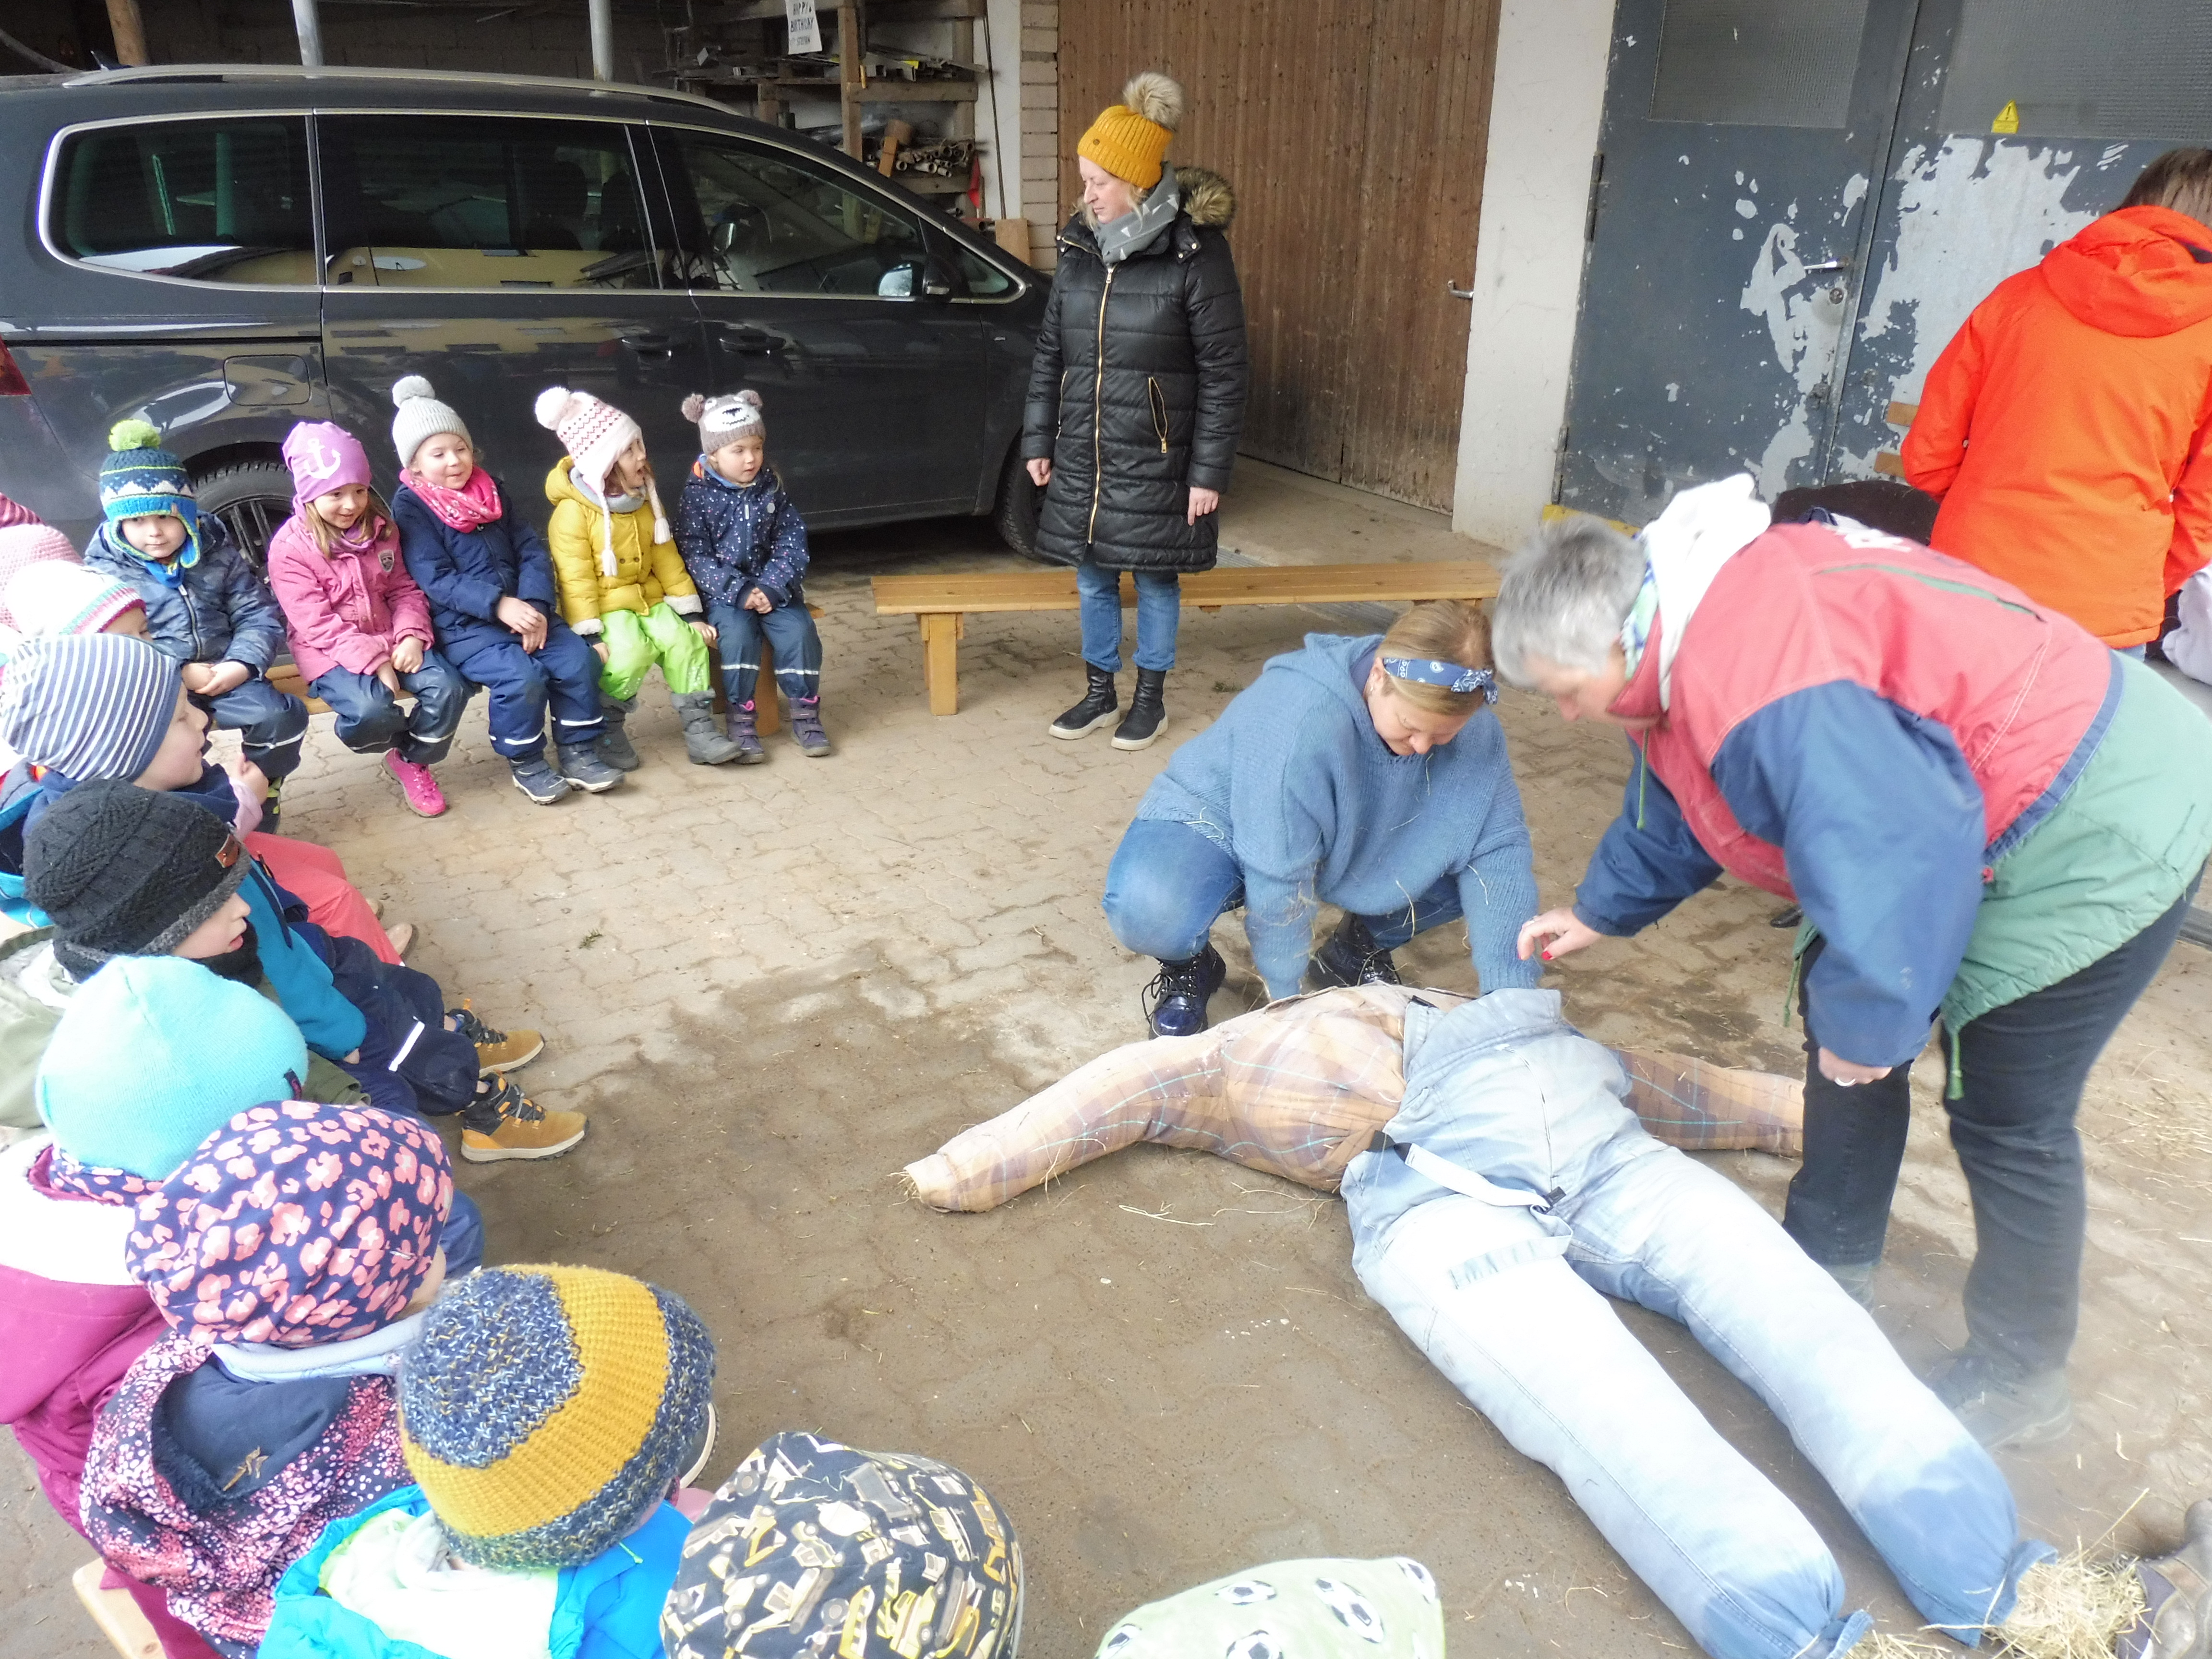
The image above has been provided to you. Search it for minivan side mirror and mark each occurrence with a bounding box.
[919,255,956,301]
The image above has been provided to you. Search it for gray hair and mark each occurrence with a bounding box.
[1490,515,1646,686]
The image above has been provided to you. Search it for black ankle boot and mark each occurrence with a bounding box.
[1112,668,1169,750]
[1049,664,1119,739]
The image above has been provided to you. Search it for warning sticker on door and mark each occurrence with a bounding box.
[1992,100,2021,134]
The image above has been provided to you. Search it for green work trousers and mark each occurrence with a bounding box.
[596,602,712,699]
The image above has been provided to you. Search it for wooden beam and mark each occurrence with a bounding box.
[838,2,864,159]
[1886,399,1919,428]
[105,0,148,64]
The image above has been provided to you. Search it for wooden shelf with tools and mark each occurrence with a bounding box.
[664,0,985,214]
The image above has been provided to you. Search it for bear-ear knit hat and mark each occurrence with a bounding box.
[1079,71,1184,192]
[681,390,765,456]
[400,1262,716,1571]
[26,780,253,973]
[4,563,145,639]
[391,375,472,471]
[283,420,373,507]
[98,420,202,566]
[535,386,672,577]
[0,633,182,783]
[0,524,82,631]
[36,956,308,1178]
[660,1431,1023,1659]
[126,1100,452,1346]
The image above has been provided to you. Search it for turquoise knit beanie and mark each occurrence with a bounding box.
[36,956,309,1178]
[98,419,202,569]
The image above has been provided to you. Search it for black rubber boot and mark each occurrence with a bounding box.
[1111,668,1168,751]
[1049,664,1118,739]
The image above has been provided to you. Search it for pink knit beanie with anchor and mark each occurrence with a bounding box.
[281,421,373,508]
[534,386,671,577]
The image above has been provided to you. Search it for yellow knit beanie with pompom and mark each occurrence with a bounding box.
[1078,71,1184,192]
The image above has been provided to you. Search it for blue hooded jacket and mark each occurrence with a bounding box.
[392,475,559,654]
[83,516,288,672]
[670,458,809,609]
[259,1487,688,1659]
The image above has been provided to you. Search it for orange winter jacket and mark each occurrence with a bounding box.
[1903,205,2212,645]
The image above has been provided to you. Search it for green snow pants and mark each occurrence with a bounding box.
[595,602,712,699]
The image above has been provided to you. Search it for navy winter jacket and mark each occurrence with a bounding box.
[671,459,809,609]
[391,475,557,653]
[83,517,287,672]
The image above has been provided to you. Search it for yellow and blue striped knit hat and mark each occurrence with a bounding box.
[398,1263,716,1570]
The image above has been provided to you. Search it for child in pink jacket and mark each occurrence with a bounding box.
[266,422,469,818]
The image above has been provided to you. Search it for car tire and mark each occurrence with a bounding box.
[192,458,295,577]
[991,446,1048,561]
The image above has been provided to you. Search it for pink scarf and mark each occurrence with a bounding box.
[403,466,503,532]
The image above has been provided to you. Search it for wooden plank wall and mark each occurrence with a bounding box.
[1058,0,1501,511]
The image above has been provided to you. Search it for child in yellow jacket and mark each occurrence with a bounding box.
[534,386,740,767]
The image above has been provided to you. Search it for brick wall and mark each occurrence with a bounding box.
[1017,0,1056,268]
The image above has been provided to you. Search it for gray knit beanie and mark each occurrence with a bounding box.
[391,375,472,470]
[681,390,765,455]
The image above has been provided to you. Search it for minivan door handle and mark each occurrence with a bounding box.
[618,332,674,359]
[716,325,777,355]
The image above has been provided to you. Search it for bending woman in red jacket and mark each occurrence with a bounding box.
[1904,148,2212,649]
[1493,477,2212,1455]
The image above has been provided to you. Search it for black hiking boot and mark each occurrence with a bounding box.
[1309,914,1404,989]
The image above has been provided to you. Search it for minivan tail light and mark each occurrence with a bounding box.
[0,342,28,397]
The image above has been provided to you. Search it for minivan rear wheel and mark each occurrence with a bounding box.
[193,459,295,577]
[991,446,1047,562]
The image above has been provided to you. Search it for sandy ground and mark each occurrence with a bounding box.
[6,461,2211,1657]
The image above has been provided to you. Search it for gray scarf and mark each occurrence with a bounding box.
[1096,164,1183,266]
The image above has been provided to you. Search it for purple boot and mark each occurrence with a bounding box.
[726,702,767,765]
[790,697,833,757]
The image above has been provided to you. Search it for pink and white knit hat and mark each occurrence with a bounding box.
[3,563,145,638]
[534,385,671,576]
[0,524,81,632]
[282,420,373,507]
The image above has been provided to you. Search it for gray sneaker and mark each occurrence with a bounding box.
[509,756,572,805]
[556,742,625,793]
[1930,1348,2071,1451]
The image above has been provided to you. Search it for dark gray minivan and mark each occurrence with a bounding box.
[0,66,1047,559]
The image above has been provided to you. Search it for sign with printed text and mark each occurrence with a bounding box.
[784,0,821,54]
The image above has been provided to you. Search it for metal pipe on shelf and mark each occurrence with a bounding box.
[291,0,325,66]
[589,0,616,81]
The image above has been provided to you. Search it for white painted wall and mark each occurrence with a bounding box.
[980,0,1023,221]
[1450,0,1616,547]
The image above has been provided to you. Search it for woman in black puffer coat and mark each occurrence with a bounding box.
[1022,71,1249,751]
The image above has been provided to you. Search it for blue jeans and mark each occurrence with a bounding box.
[1104,817,1461,968]
[445,620,603,762]
[309,651,469,767]
[195,677,309,781]
[705,598,824,708]
[1345,993,2046,1659]
[1078,560,1180,673]
[440,1190,485,1277]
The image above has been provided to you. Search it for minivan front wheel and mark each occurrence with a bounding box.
[991,447,1047,562]
[193,459,296,576]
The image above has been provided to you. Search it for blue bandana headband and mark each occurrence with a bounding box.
[1381,656,1498,703]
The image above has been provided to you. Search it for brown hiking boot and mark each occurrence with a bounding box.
[460,1075,586,1164]
[448,1001,544,1074]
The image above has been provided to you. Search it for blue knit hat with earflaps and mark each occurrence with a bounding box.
[98,419,202,570]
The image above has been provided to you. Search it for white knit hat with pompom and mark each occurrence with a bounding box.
[390,375,471,470]
[535,385,669,576]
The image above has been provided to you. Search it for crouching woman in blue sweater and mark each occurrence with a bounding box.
[1105,600,1542,1036]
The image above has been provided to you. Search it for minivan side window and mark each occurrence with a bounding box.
[661,130,929,298]
[318,116,661,290]
[49,118,314,285]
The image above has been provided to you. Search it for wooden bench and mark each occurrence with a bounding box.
[270,604,824,738]
[73,1560,160,1659]
[871,560,1503,715]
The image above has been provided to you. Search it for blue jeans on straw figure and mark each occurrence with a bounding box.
[1078,560,1180,672]
[1344,990,2049,1659]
